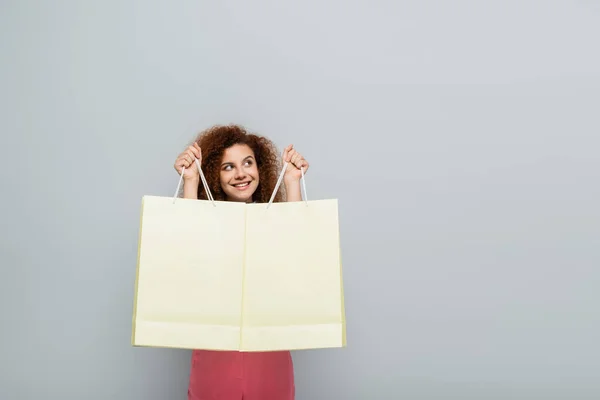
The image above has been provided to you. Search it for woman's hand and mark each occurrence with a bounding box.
[174,142,202,182]
[282,144,309,183]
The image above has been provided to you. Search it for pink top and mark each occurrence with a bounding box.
[187,349,295,400]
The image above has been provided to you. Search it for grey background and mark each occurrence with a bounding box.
[1,1,599,399]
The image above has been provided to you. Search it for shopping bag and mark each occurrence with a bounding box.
[242,199,346,351]
[131,160,346,351]
[131,196,247,350]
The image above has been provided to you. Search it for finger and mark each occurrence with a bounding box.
[294,156,307,170]
[186,149,196,162]
[291,152,301,166]
[190,144,201,158]
[178,156,191,168]
[174,160,186,174]
[282,144,293,162]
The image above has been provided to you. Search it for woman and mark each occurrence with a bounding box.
[173,124,309,400]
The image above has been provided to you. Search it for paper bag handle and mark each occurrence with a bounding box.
[266,161,308,209]
[173,158,216,206]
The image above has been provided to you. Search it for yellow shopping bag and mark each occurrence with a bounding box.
[242,199,345,351]
[131,160,346,351]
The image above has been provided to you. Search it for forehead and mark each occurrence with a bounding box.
[222,144,255,161]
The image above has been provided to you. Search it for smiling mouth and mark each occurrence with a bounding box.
[232,182,251,188]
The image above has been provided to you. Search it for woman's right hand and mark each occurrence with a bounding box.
[174,142,202,182]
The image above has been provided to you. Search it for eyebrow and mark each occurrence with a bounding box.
[221,155,255,167]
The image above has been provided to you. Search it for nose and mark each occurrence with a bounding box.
[234,169,246,180]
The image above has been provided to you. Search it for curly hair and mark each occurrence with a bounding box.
[190,124,285,203]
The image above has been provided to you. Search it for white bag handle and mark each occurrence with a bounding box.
[266,161,308,209]
[173,158,216,206]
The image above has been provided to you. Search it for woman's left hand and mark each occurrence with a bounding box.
[283,144,309,182]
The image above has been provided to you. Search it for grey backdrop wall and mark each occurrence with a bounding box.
[2,1,599,399]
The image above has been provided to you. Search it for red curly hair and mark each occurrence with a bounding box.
[190,124,285,203]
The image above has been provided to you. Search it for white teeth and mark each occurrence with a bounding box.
[234,182,249,187]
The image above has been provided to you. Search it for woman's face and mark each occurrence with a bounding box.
[219,144,260,202]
